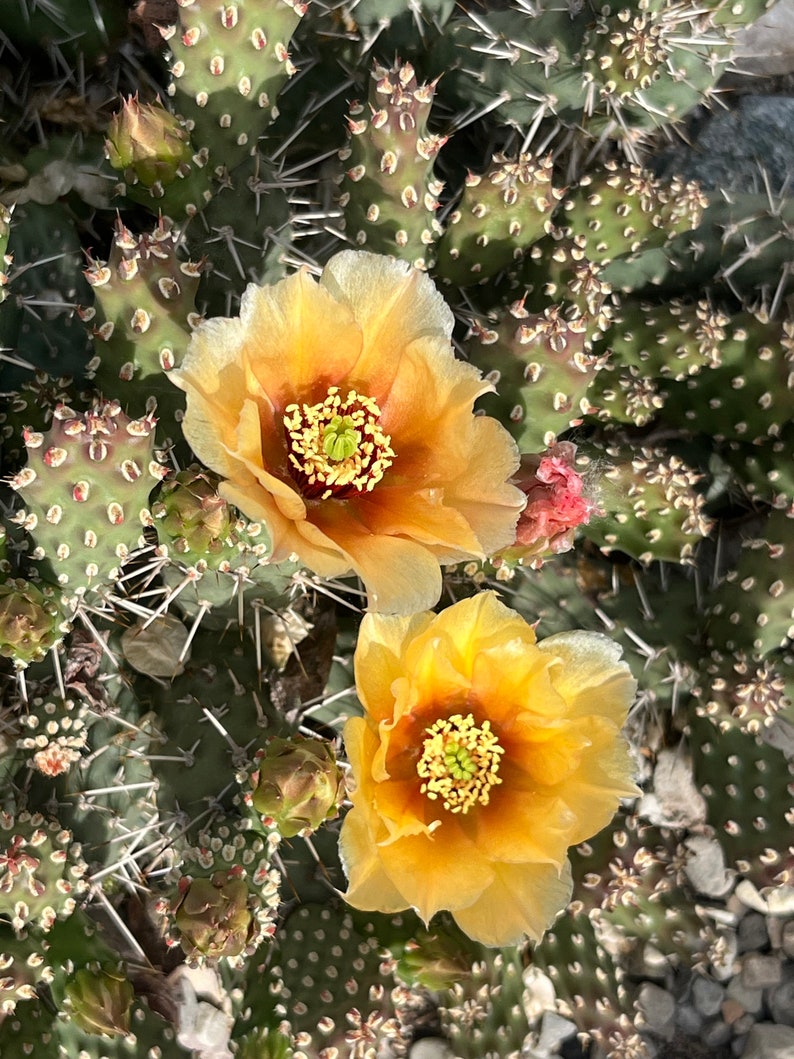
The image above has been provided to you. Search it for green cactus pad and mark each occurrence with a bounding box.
[9,401,168,606]
[338,60,445,267]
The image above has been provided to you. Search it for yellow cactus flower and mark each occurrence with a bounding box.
[340,592,638,946]
[170,251,524,613]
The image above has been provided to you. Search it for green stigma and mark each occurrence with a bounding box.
[444,742,477,781]
[322,415,359,462]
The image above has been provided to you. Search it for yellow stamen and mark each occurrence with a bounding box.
[417,713,504,814]
[283,388,395,501]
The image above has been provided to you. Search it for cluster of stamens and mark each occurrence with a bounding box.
[283,387,395,500]
[417,713,504,814]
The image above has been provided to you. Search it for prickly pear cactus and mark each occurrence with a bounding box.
[2,1,793,1057]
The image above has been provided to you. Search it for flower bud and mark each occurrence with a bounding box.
[106,96,193,189]
[250,738,345,838]
[394,925,475,991]
[236,1026,295,1059]
[152,466,234,558]
[172,872,254,961]
[0,578,63,668]
[498,442,597,566]
[65,965,133,1037]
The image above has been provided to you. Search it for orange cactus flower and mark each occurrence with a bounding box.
[340,591,638,946]
[170,252,524,613]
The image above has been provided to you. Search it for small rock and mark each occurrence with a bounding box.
[767,918,784,951]
[735,883,794,917]
[781,920,794,959]
[640,749,707,828]
[676,1004,703,1035]
[769,980,794,1027]
[711,929,741,982]
[767,887,794,916]
[738,912,770,954]
[410,1040,455,1059]
[636,983,676,1040]
[727,977,764,1015]
[523,965,557,1019]
[761,717,794,760]
[723,999,747,1026]
[684,834,735,898]
[742,953,783,991]
[702,1018,732,1048]
[736,880,772,914]
[740,1023,794,1059]
[692,976,725,1018]
[535,1012,577,1056]
[734,1014,757,1036]
[734,0,794,77]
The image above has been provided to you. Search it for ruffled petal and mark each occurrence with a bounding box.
[453,859,573,946]
[320,522,444,613]
[237,270,364,407]
[464,788,575,867]
[339,807,411,914]
[537,631,637,724]
[320,251,454,396]
[376,825,495,924]
[354,612,435,723]
[355,487,484,560]
[423,593,537,682]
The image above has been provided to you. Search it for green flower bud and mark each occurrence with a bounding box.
[106,96,193,189]
[65,965,133,1037]
[250,738,345,838]
[0,578,63,668]
[152,467,234,558]
[393,925,475,991]
[236,1027,294,1059]
[173,872,254,961]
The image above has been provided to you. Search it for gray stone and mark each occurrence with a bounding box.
[636,983,676,1040]
[769,980,794,1027]
[703,1018,733,1048]
[410,1040,455,1059]
[684,834,735,898]
[782,920,794,959]
[654,97,794,196]
[727,977,764,1015]
[739,912,770,954]
[639,749,707,828]
[742,953,783,991]
[712,928,741,982]
[734,0,794,76]
[535,1012,577,1055]
[734,1015,757,1037]
[740,1023,794,1059]
[761,718,794,760]
[693,975,726,1018]
[675,1003,704,1035]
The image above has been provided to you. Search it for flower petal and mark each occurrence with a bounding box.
[453,859,573,946]
[238,270,363,407]
[423,592,537,682]
[320,251,454,394]
[321,522,444,613]
[375,825,495,924]
[466,788,575,867]
[354,612,435,723]
[537,630,637,724]
[339,806,411,914]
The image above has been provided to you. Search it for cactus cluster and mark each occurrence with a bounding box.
[1,2,792,1058]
